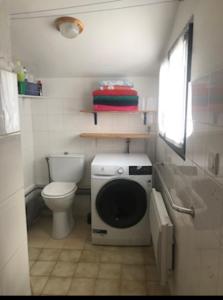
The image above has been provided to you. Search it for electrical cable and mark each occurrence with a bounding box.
[11,0,179,21]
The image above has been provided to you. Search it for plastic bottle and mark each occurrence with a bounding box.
[23,67,28,81]
[14,61,25,82]
[37,80,43,96]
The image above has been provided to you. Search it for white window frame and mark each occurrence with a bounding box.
[158,21,193,160]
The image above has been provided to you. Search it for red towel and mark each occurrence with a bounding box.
[93,89,138,97]
[93,105,138,112]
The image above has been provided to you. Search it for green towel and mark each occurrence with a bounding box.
[94,95,138,102]
[93,95,138,106]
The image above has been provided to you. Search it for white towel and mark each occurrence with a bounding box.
[99,79,134,87]
[0,70,20,135]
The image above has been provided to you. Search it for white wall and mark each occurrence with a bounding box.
[9,0,179,78]
[0,0,11,71]
[31,76,158,188]
[156,0,223,295]
[0,0,30,295]
[19,98,35,194]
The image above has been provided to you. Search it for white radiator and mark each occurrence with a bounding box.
[150,188,174,286]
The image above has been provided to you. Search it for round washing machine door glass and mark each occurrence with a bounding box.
[96,179,147,229]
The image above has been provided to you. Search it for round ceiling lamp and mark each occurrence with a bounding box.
[55,16,84,39]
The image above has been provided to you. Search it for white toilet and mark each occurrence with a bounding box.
[41,154,85,239]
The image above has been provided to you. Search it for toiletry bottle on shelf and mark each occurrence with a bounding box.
[37,80,43,96]
[14,61,26,94]
[14,61,25,82]
[23,67,28,82]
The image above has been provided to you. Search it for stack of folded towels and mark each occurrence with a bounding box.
[93,80,139,111]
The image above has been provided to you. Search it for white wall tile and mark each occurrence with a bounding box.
[199,249,219,295]
[30,77,158,188]
[0,190,27,270]
[0,245,30,296]
[34,157,49,185]
[0,2,30,296]
[32,114,49,132]
[31,99,48,115]
[0,135,24,203]
[47,98,63,115]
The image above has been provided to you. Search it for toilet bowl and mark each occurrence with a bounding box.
[41,182,78,239]
[41,154,85,239]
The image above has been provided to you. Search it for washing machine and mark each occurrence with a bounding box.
[91,154,152,246]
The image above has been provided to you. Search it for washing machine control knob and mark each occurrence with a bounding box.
[117,167,124,175]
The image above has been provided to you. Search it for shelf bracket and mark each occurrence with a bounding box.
[143,112,147,125]
[93,112,98,125]
[126,138,131,154]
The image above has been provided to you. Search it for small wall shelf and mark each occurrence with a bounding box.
[80,110,156,126]
[19,95,77,100]
[80,132,150,139]
[19,95,47,99]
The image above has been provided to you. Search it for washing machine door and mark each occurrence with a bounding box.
[96,179,147,229]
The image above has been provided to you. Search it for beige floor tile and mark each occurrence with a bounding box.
[102,246,125,254]
[71,230,89,240]
[122,246,144,254]
[51,261,77,277]
[145,265,159,282]
[28,235,49,248]
[59,249,82,262]
[63,237,85,250]
[44,238,66,249]
[30,276,48,296]
[68,278,95,295]
[122,265,146,281]
[123,251,145,265]
[31,261,56,276]
[28,226,50,239]
[84,241,105,252]
[42,277,72,296]
[94,279,120,296]
[29,261,36,269]
[143,247,156,265]
[75,263,99,278]
[100,252,123,264]
[98,264,122,280]
[28,247,41,261]
[147,281,170,296]
[80,250,101,263]
[38,248,61,261]
[121,280,147,295]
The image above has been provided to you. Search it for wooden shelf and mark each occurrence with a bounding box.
[80,133,150,139]
[80,110,156,114]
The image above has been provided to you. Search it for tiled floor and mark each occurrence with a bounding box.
[28,213,170,296]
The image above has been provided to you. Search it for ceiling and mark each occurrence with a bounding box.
[8,0,179,78]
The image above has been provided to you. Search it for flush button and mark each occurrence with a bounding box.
[117,168,124,175]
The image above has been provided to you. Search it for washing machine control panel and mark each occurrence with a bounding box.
[129,166,152,175]
[117,167,124,175]
[92,163,152,177]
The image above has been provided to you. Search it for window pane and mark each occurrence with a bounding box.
[158,22,193,159]
[166,36,187,147]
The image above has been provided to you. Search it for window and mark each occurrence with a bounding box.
[158,21,193,159]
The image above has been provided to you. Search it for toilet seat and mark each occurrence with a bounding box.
[42,182,77,199]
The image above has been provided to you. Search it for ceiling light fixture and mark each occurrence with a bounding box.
[55,16,84,39]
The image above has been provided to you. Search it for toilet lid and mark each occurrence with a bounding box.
[42,182,77,198]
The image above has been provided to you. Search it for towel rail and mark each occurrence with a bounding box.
[154,164,195,218]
